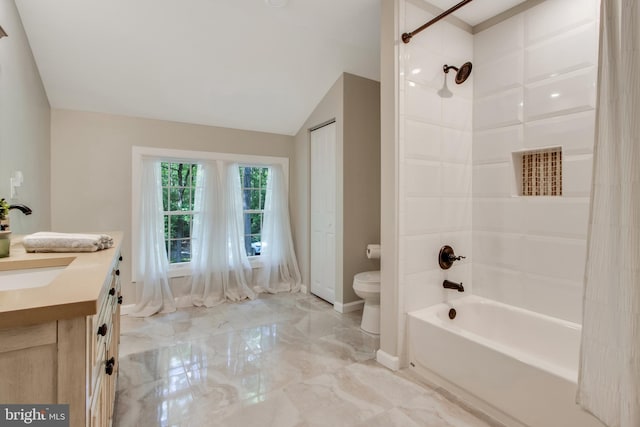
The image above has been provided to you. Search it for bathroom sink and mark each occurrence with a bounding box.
[0,266,66,292]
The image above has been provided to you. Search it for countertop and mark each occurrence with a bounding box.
[0,231,123,329]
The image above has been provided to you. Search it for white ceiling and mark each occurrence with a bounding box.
[427,0,528,26]
[15,0,527,136]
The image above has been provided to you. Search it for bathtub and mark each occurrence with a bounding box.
[407,295,604,427]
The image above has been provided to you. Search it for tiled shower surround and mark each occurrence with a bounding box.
[472,0,599,323]
[397,0,599,352]
[399,1,474,335]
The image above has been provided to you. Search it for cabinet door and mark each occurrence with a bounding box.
[0,322,57,404]
[310,122,337,304]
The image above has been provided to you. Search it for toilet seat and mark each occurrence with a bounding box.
[354,271,380,283]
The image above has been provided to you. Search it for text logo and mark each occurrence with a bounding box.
[0,405,68,427]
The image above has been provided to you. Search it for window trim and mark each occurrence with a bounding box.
[132,146,288,282]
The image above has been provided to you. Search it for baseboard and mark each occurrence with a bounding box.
[376,349,400,371]
[334,299,364,313]
[120,304,136,316]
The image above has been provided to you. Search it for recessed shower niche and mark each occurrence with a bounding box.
[512,147,563,196]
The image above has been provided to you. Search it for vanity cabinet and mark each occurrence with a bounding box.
[87,254,122,427]
[0,249,122,427]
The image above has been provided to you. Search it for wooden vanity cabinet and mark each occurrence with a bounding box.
[86,253,122,427]
[0,251,122,427]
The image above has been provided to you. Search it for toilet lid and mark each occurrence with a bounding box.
[354,270,380,284]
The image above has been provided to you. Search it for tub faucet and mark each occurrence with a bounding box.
[443,279,464,292]
[439,245,466,270]
[9,204,32,215]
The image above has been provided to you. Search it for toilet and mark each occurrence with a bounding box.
[352,270,381,334]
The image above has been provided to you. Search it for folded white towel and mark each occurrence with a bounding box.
[23,232,114,253]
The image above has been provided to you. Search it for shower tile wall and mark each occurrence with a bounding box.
[472,0,600,323]
[399,0,473,334]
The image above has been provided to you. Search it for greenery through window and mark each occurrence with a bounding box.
[161,162,198,264]
[159,162,268,263]
[239,166,269,256]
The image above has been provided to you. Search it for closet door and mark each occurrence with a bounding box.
[310,122,336,304]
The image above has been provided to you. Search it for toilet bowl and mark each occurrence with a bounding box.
[352,270,381,334]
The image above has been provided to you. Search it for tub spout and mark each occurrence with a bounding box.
[9,204,32,215]
[443,279,464,292]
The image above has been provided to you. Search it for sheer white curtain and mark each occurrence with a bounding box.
[190,161,255,304]
[222,163,256,301]
[130,159,176,317]
[257,164,301,293]
[189,160,226,307]
[577,1,640,426]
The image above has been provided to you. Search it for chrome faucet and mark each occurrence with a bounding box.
[443,279,464,292]
[9,204,32,215]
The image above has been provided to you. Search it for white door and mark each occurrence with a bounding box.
[310,122,336,304]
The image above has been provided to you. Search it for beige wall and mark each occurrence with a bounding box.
[0,0,51,234]
[293,75,344,295]
[293,73,380,307]
[342,73,381,303]
[379,0,400,359]
[51,109,295,303]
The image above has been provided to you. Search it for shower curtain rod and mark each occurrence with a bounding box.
[402,0,474,44]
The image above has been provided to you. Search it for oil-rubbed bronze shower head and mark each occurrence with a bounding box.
[443,62,473,84]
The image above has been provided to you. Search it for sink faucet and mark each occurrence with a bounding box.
[443,279,464,292]
[9,204,32,215]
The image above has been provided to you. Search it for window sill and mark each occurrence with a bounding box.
[168,264,192,279]
[249,257,265,269]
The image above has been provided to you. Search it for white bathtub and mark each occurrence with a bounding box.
[407,295,604,427]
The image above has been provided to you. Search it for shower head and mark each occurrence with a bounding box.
[443,62,473,84]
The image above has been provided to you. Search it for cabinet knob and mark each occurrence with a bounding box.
[109,288,116,296]
[115,269,120,276]
[117,296,123,305]
[97,324,108,336]
[119,255,123,262]
[105,357,115,375]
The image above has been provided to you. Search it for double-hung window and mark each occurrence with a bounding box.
[239,166,269,256]
[132,146,287,280]
[161,161,198,264]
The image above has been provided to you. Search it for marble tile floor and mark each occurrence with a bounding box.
[114,292,495,427]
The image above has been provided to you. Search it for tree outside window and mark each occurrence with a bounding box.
[160,162,267,262]
[239,166,269,256]
[161,162,198,263]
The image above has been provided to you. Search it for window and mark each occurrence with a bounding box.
[239,166,269,256]
[161,162,198,263]
[132,146,287,280]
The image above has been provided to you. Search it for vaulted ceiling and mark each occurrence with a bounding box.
[15,0,528,136]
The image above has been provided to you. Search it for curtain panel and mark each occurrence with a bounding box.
[257,164,302,293]
[577,1,640,425]
[130,159,177,317]
[135,159,301,316]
